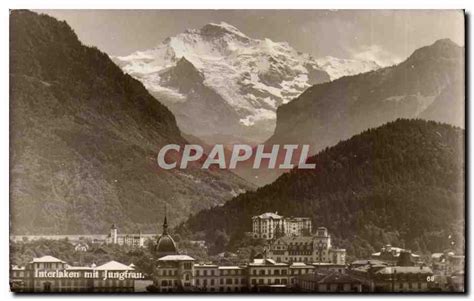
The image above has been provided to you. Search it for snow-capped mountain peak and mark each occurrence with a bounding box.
[114,22,380,144]
[199,22,250,39]
[315,56,381,80]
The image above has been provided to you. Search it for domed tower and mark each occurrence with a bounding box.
[156,210,178,258]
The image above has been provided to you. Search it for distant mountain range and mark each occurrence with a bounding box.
[181,119,465,257]
[10,11,252,235]
[114,22,380,144]
[268,38,464,150]
[231,38,465,186]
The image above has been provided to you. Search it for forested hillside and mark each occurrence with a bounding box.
[181,119,465,257]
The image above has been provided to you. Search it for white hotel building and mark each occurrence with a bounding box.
[252,212,312,240]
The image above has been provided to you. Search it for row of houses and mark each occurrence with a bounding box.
[11,212,464,293]
[154,255,354,293]
[12,252,461,293]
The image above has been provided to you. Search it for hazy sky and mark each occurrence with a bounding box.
[36,10,464,65]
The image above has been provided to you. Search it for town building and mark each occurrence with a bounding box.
[295,272,363,292]
[312,263,347,274]
[447,254,465,276]
[252,212,312,240]
[371,244,420,265]
[153,255,195,292]
[431,251,465,276]
[350,259,388,270]
[268,236,314,263]
[247,258,290,290]
[449,270,464,292]
[349,260,433,293]
[106,224,150,248]
[215,266,247,292]
[288,262,316,286]
[152,212,196,292]
[246,254,317,292]
[194,264,220,292]
[430,251,465,292]
[266,227,346,265]
[371,266,433,292]
[10,255,143,293]
[73,242,89,252]
[155,214,178,259]
[252,212,285,240]
[285,217,312,237]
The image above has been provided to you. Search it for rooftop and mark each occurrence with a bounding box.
[30,256,65,264]
[158,255,195,261]
[312,262,346,267]
[290,262,314,268]
[249,258,287,266]
[319,273,362,284]
[218,266,242,270]
[95,260,135,271]
[351,259,388,266]
[375,266,433,275]
[253,212,283,219]
[66,266,93,270]
[298,272,362,284]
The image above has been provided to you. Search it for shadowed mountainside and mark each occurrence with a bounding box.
[10,10,252,235]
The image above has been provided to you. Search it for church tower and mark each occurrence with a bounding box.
[110,223,118,244]
[155,206,178,258]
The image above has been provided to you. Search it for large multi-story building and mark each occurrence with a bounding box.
[266,227,346,265]
[10,255,143,293]
[152,212,196,292]
[194,264,219,292]
[105,224,155,248]
[252,212,285,240]
[247,257,317,291]
[285,217,312,237]
[247,258,290,289]
[215,266,247,292]
[252,212,312,240]
[153,255,195,292]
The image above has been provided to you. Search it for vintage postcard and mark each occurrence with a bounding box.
[9,9,465,293]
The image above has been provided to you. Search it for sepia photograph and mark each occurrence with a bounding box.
[6,4,467,296]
